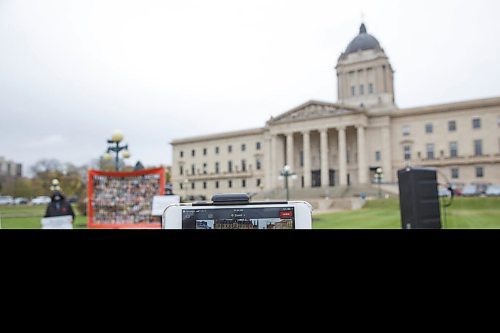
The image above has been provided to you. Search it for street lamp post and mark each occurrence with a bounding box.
[375,167,384,199]
[105,130,130,171]
[280,165,297,202]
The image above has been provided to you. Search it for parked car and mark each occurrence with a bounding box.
[475,183,491,195]
[438,188,452,197]
[31,196,51,205]
[0,196,14,205]
[462,185,479,197]
[486,185,500,197]
[14,197,29,205]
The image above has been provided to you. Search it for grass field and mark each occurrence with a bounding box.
[1,197,499,229]
[0,205,88,229]
[313,197,500,229]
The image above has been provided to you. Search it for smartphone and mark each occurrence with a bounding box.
[162,199,313,230]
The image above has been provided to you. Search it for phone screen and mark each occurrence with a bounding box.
[181,207,295,230]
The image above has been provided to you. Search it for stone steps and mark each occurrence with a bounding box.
[253,184,394,201]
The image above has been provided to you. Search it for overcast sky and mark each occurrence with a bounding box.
[1,0,500,175]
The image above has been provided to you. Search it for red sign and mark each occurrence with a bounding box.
[87,168,165,229]
[279,210,294,219]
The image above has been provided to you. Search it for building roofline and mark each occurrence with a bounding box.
[171,127,265,145]
[269,100,363,124]
[395,96,500,117]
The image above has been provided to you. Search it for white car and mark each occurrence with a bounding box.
[0,196,14,205]
[14,197,29,205]
[31,196,52,205]
[462,185,479,197]
[438,188,452,197]
[486,185,500,197]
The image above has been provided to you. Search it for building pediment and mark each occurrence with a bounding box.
[267,100,364,126]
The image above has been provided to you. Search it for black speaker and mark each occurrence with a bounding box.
[398,168,442,229]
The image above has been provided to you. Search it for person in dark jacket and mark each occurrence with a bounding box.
[44,190,75,222]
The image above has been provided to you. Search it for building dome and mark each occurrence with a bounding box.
[342,23,382,58]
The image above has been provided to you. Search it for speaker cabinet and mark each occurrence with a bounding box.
[398,168,442,229]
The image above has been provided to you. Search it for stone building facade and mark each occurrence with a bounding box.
[171,24,500,198]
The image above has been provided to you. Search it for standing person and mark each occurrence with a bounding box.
[44,180,75,223]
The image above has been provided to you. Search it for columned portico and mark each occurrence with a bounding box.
[266,101,370,191]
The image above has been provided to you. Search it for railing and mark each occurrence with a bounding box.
[403,154,499,167]
[180,170,257,181]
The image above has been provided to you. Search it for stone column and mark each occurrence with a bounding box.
[286,133,294,171]
[302,131,311,188]
[320,129,329,188]
[338,72,344,101]
[377,66,384,94]
[357,125,368,184]
[338,126,347,186]
[271,135,278,189]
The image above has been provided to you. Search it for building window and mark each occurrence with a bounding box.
[300,151,304,167]
[191,182,195,190]
[241,144,246,152]
[360,84,365,95]
[228,145,232,153]
[425,123,433,134]
[375,151,381,162]
[450,142,458,158]
[257,179,261,187]
[228,180,232,188]
[203,163,207,174]
[191,149,195,157]
[203,148,207,156]
[215,162,219,174]
[256,159,261,171]
[474,140,483,156]
[180,183,183,190]
[426,144,435,160]
[215,147,220,154]
[256,142,261,150]
[228,161,233,173]
[203,182,207,190]
[402,126,410,137]
[404,146,411,161]
[351,86,356,96]
[368,83,374,94]
[180,151,184,158]
[449,121,457,132]
[476,167,484,178]
[451,168,459,179]
[242,180,246,188]
[191,164,195,175]
[180,166,184,176]
[241,160,246,172]
[215,181,219,189]
[473,118,481,129]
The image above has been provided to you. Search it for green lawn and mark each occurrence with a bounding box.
[0,205,88,229]
[1,197,499,229]
[313,197,500,229]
